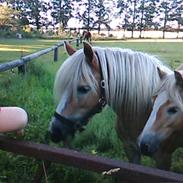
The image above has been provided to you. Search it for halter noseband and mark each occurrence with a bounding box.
[54,111,85,133]
[54,51,107,132]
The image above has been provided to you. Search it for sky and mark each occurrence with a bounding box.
[67,17,121,29]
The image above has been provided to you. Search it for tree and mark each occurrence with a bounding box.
[40,1,52,31]
[117,0,132,37]
[6,0,24,11]
[23,0,48,30]
[93,0,111,33]
[138,0,159,38]
[170,0,183,38]
[0,0,29,29]
[76,0,96,30]
[158,0,173,38]
[117,0,136,37]
[51,0,73,32]
[117,0,139,38]
[0,3,19,30]
[3,0,49,30]
[138,0,145,38]
[131,0,138,38]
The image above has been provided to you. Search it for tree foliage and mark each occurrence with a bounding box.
[170,0,183,37]
[117,0,131,34]
[75,0,96,30]
[93,0,111,33]
[137,0,159,37]
[0,3,19,30]
[51,0,73,30]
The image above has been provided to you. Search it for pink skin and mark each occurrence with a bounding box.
[0,107,28,133]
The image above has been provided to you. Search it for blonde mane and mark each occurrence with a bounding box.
[54,47,172,134]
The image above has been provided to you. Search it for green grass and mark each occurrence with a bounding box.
[0,39,183,182]
[95,40,183,68]
[0,38,65,63]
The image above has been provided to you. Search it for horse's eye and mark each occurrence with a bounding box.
[78,86,91,94]
[167,107,178,115]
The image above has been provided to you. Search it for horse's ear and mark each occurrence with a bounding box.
[83,42,98,70]
[83,41,94,62]
[174,70,183,88]
[157,67,167,80]
[64,41,76,56]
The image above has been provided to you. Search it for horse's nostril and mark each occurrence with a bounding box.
[140,142,150,155]
[49,131,62,143]
[49,126,63,143]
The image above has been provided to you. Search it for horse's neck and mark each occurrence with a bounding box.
[101,49,164,137]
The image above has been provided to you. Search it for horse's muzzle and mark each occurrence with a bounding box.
[139,133,160,156]
[48,117,74,143]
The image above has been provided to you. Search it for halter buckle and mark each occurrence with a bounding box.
[100,80,105,88]
[98,97,106,108]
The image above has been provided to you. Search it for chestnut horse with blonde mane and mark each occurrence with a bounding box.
[49,42,172,169]
[139,65,183,169]
[82,31,92,43]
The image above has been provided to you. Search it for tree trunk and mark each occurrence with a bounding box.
[162,3,168,39]
[176,23,180,39]
[87,0,91,31]
[36,17,40,30]
[139,0,145,38]
[131,0,137,38]
[98,23,101,34]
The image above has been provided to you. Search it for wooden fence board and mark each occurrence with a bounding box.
[0,40,76,72]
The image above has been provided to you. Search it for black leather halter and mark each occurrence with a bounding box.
[54,51,107,132]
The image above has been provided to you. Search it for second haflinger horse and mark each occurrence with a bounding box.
[49,41,172,169]
[139,65,183,170]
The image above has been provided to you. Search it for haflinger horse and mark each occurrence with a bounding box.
[82,31,92,43]
[49,41,172,167]
[138,66,183,170]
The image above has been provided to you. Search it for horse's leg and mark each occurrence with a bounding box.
[154,150,171,170]
[115,117,141,164]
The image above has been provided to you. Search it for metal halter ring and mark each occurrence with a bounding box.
[100,80,105,88]
[98,97,106,107]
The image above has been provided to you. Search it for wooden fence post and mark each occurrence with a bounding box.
[54,47,58,62]
[18,64,26,74]
[76,38,79,47]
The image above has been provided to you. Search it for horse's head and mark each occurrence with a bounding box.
[49,42,106,143]
[138,68,183,156]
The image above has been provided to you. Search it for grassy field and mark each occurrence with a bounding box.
[0,38,183,183]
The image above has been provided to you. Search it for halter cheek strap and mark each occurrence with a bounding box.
[95,51,107,107]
